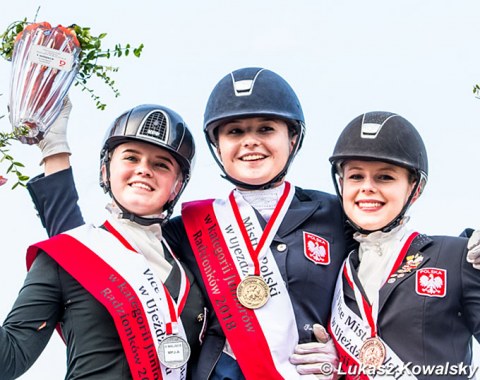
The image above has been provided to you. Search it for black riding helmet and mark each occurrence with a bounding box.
[203,67,305,190]
[329,111,428,234]
[100,104,195,225]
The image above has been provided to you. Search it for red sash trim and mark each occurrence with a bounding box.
[175,278,190,323]
[104,220,136,251]
[27,234,162,380]
[182,199,284,380]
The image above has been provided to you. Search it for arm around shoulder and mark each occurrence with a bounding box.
[459,235,480,343]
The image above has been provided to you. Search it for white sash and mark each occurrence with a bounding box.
[66,224,189,379]
[182,182,316,379]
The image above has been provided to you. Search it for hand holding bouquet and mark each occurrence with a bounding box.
[0,18,144,188]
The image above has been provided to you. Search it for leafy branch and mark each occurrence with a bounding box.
[474,84,480,98]
[0,127,29,189]
[71,25,143,109]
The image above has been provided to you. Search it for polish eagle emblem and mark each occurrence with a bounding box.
[415,268,446,297]
[303,232,330,265]
[419,273,443,294]
[307,240,327,260]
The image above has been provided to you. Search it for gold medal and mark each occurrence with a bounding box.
[359,336,386,368]
[158,335,191,369]
[236,275,270,309]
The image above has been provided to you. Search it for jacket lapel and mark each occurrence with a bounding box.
[276,187,322,237]
[343,250,372,304]
[378,234,433,313]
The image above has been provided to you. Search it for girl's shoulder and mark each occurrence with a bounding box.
[294,186,338,202]
[419,234,468,261]
[427,234,468,246]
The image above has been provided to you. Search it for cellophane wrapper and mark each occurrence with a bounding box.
[8,23,80,144]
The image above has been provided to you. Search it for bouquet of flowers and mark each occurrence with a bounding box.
[8,21,82,144]
[0,18,144,188]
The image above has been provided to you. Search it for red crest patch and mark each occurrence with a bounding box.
[303,232,330,265]
[415,268,447,298]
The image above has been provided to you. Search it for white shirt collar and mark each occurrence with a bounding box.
[237,182,286,222]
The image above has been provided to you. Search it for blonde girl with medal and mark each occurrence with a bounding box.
[0,103,207,379]
[24,68,349,379]
[328,112,480,379]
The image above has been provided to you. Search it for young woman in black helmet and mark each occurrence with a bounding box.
[0,103,207,379]
[24,68,348,379]
[175,67,348,379]
[328,112,480,379]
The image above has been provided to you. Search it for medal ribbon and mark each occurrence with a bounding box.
[344,231,418,337]
[162,240,190,335]
[104,220,190,336]
[329,265,418,379]
[228,182,295,276]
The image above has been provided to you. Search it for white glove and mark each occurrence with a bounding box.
[290,324,339,380]
[37,96,72,164]
[467,229,480,270]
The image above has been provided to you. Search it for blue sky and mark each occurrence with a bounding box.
[1,1,479,378]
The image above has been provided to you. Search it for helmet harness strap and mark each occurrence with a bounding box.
[206,126,303,190]
[331,165,425,235]
[102,152,169,226]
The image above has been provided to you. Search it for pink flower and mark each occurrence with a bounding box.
[0,176,7,186]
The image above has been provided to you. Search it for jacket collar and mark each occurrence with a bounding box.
[276,187,323,237]
[344,234,433,311]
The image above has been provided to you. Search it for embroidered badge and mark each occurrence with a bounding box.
[415,268,447,298]
[303,232,330,265]
[387,253,423,283]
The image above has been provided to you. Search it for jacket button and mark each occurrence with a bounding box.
[277,243,287,252]
[197,313,204,322]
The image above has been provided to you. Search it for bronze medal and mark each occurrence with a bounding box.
[158,335,191,369]
[236,275,270,309]
[358,336,386,368]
